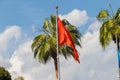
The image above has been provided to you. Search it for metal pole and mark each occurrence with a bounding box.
[55,6,60,80]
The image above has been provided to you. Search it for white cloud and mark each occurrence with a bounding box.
[0,55,11,68]
[9,40,56,80]
[9,40,33,79]
[87,20,102,33]
[0,26,21,68]
[9,51,23,74]
[0,26,21,52]
[88,69,95,78]
[59,9,89,27]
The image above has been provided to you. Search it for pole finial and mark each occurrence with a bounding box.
[55,6,58,10]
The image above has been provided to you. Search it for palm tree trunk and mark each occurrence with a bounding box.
[54,57,58,80]
[117,37,119,50]
[116,36,120,79]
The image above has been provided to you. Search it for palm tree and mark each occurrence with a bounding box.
[97,7,120,49]
[31,15,82,80]
[97,5,120,79]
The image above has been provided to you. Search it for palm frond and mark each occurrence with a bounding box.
[99,20,113,48]
[31,34,46,51]
[115,8,120,25]
[100,20,113,48]
[31,15,82,63]
[97,10,110,21]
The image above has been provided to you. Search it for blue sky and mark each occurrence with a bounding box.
[0,0,119,28]
[0,0,119,34]
[0,0,120,80]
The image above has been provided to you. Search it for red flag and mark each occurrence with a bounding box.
[58,17,80,63]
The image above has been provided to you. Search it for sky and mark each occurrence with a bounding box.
[0,0,120,80]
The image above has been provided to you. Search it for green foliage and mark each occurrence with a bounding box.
[99,20,113,48]
[0,66,11,80]
[97,10,109,21]
[97,8,120,49]
[31,15,82,63]
[115,8,120,25]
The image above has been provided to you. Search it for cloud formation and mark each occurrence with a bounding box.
[0,9,119,80]
[0,26,21,52]
[0,26,21,68]
[9,40,56,80]
[59,9,89,27]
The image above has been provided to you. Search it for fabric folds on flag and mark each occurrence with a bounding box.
[57,17,80,63]
[118,50,120,68]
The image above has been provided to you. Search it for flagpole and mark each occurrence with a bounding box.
[55,6,61,80]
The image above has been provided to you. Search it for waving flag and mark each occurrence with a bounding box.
[57,17,80,63]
